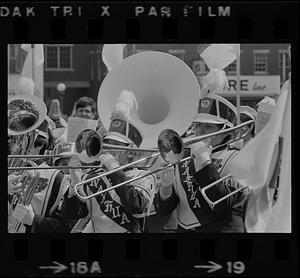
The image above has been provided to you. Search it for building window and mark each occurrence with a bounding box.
[225,61,236,75]
[279,49,291,85]
[45,44,73,70]
[253,50,269,74]
[8,44,18,74]
[168,49,186,61]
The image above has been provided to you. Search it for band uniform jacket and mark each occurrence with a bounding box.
[9,161,70,233]
[211,144,250,232]
[62,167,156,233]
[154,148,247,233]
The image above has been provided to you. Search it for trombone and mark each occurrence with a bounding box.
[73,120,254,202]
[8,136,158,171]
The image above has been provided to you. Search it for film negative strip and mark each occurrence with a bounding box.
[1,1,298,277]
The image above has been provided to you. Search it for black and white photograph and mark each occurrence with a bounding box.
[7,43,291,234]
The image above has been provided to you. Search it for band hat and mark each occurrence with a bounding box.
[52,127,67,139]
[36,119,50,141]
[193,113,227,125]
[103,132,132,145]
[240,106,257,122]
[52,142,74,163]
[195,94,237,128]
[105,90,144,147]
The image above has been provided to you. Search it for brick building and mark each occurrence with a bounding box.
[8,43,290,114]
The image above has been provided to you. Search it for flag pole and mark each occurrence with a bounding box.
[236,45,241,125]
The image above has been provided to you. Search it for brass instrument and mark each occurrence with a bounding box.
[73,120,254,202]
[8,95,46,233]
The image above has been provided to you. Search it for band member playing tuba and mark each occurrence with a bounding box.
[62,90,156,233]
[8,96,70,233]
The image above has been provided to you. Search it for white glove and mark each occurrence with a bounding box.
[191,141,212,172]
[8,174,23,195]
[99,153,120,171]
[12,204,35,226]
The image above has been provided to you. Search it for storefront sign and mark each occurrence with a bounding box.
[223,75,281,97]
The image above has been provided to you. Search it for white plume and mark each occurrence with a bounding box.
[111,90,138,121]
[201,69,229,98]
[15,77,35,96]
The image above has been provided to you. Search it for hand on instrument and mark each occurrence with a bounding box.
[159,166,175,187]
[99,153,120,171]
[159,166,175,200]
[12,203,35,226]
[68,156,83,197]
[8,174,23,195]
[191,141,212,172]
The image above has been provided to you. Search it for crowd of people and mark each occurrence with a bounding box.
[8,82,280,234]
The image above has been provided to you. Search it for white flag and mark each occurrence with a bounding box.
[228,80,291,232]
[20,44,44,98]
[199,44,239,70]
[21,44,44,66]
[102,44,126,72]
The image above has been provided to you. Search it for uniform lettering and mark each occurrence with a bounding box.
[121,213,130,224]
[104,200,113,213]
[183,173,193,183]
[187,182,193,192]
[193,198,201,208]
[182,166,190,176]
[190,190,196,201]
[181,160,190,168]
[112,205,121,218]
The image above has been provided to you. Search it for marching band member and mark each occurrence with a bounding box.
[9,119,70,233]
[155,95,250,233]
[71,96,107,138]
[48,98,68,129]
[61,90,156,233]
[239,105,257,144]
[56,96,108,145]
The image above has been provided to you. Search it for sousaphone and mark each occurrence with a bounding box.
[97,51,201,148]
[8,94,47,136]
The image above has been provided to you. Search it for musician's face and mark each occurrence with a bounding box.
[194,123,224,146]
[76,106,94,119]
[118,150,140,166]
[55,158,71,174]
[9,136,19,154]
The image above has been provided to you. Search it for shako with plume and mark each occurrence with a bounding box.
[103,90,143,147]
